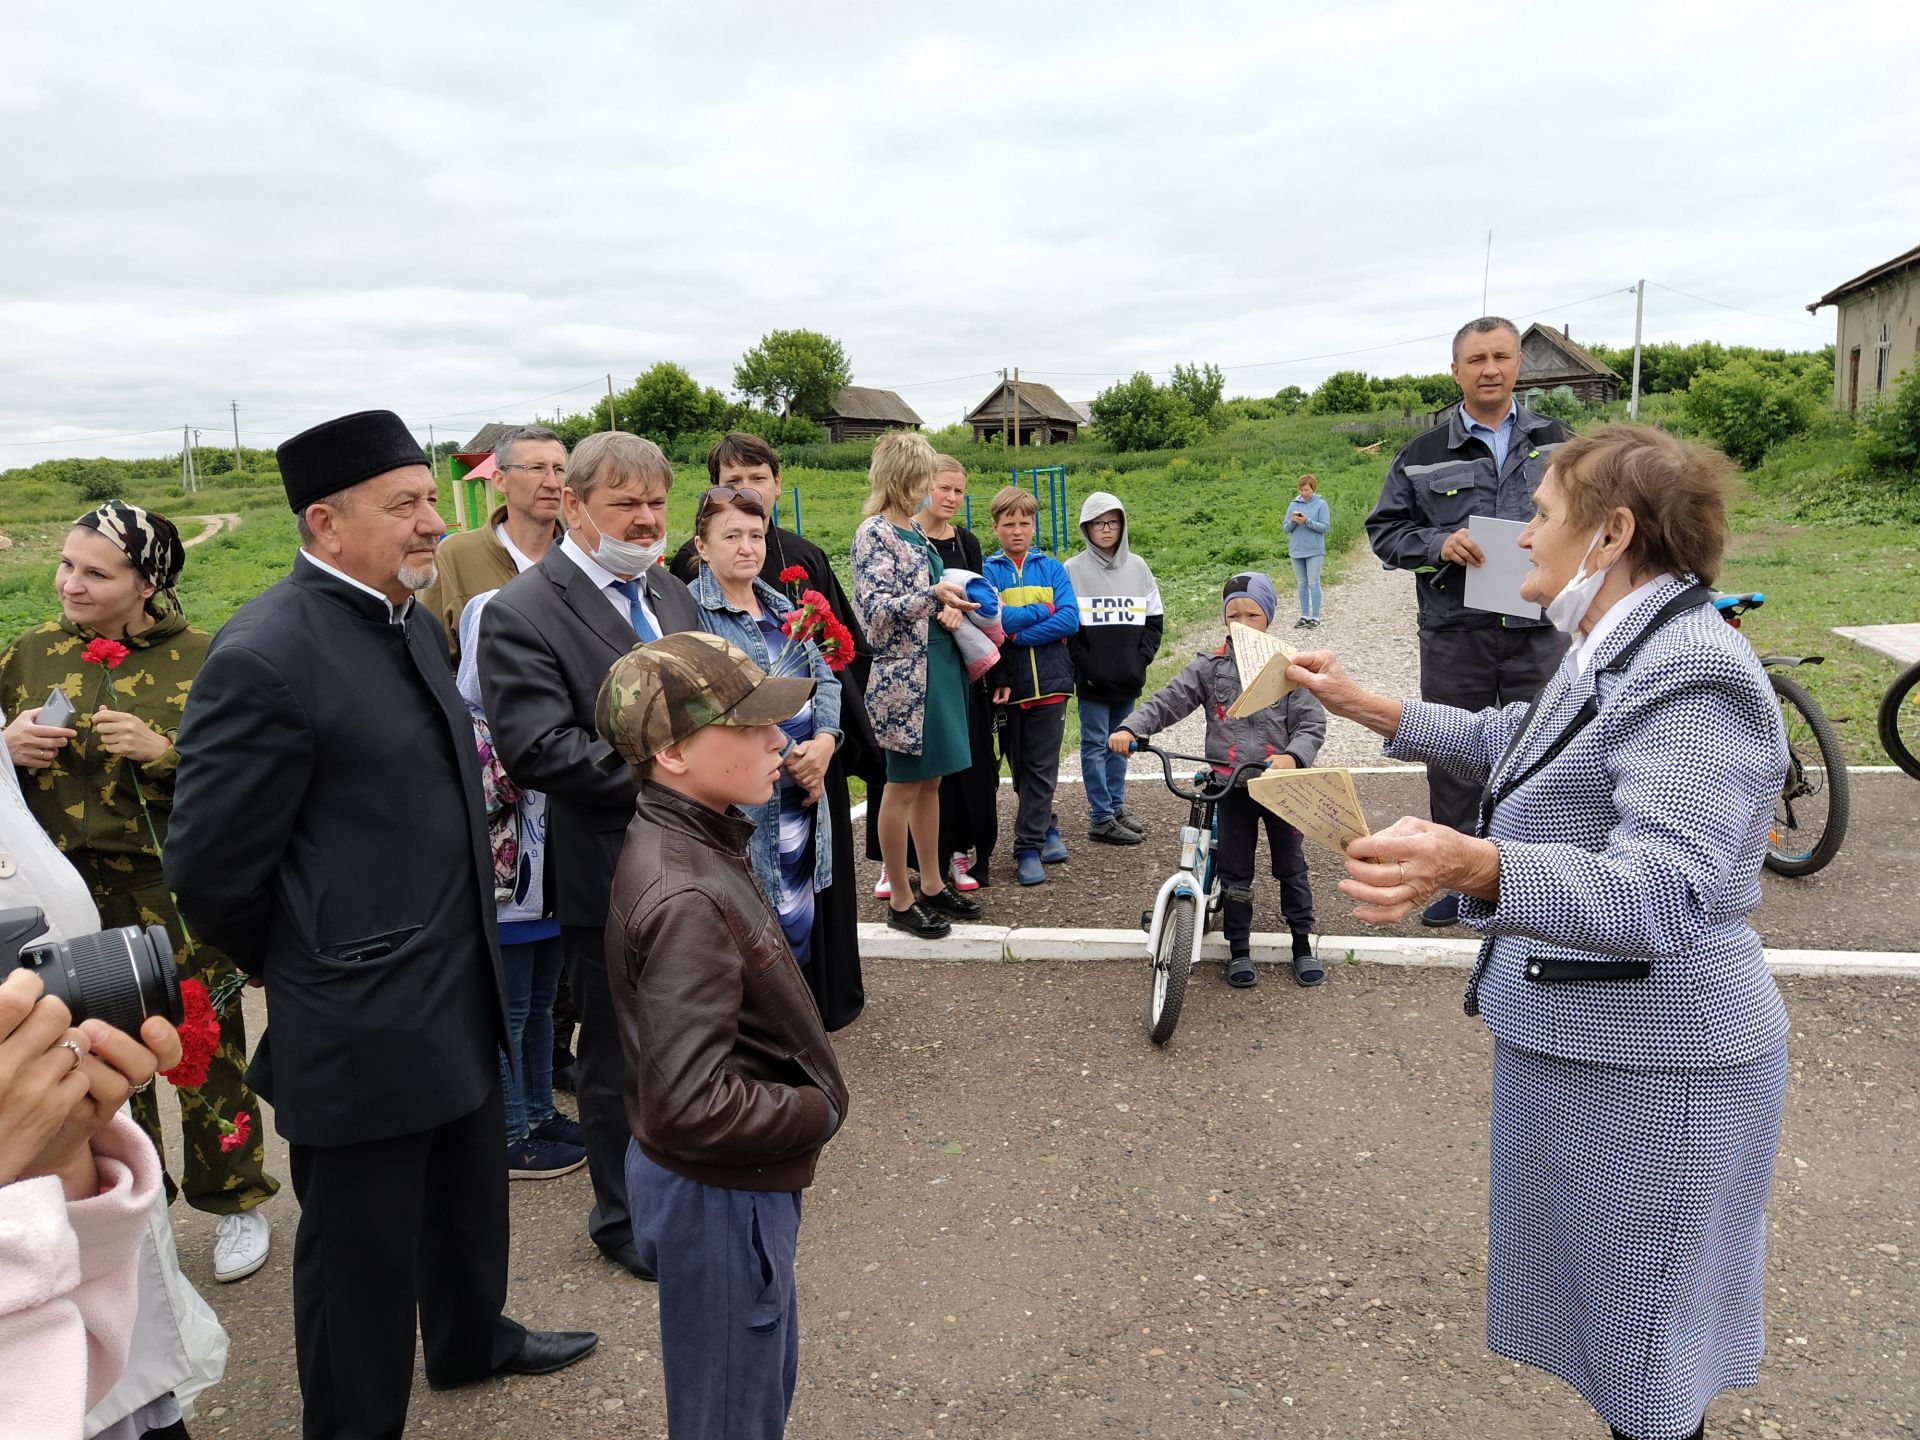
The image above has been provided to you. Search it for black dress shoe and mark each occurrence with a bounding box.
[499,1329,599,1377]
[918,884,982,920]
[598,1240,658,1281]
[885,901,951,938]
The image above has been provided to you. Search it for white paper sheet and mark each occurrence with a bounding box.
[1463,514,1542,620]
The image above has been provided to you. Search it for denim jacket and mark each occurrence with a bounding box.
[689,568,843,905]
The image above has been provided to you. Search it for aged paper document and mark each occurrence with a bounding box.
[1225,622,1301,718]
[1248,767,1372,853]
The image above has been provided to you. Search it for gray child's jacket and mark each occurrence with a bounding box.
[1120,635,1327,780]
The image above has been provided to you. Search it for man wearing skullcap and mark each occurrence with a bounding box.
[166,410,596,1438]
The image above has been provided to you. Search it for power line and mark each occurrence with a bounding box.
[0,425,189,449]
[1645,280,1823,329]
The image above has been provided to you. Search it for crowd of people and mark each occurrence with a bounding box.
[0,314,1796,1440]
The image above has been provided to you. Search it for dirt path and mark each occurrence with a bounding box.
[183,512,242,547]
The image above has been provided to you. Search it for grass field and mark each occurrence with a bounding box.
[3,413,1913,762]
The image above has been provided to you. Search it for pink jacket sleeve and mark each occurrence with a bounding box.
[0,1110,163,1437]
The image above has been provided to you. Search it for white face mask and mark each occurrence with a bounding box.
[582,512,666,577]
[1544,528,1611,634]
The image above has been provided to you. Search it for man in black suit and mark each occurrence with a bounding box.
[477,429,699,1278]
[165,410,596,1440]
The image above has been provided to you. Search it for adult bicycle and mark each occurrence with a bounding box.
[1712,591,1849,876]
[1878,658,1920,781]
[1129,741,1273,1047]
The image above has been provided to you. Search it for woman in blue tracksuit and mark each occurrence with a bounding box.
[1281,474,1330,627]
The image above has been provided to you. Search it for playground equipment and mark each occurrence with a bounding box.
[1010,465,1070,554]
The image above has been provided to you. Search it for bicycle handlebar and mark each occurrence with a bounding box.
[1131,740,1276,802]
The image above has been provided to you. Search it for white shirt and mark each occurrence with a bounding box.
[560,533,661,638]
[297,548,413,625]
[496,525,537,574]
[1566,574,1670,677]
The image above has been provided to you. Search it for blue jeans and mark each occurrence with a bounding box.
[500,934,564,1141]
[1077,695,1136,824]
[1291,554,1323,620]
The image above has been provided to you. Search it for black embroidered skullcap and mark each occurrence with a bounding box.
[277,410,429,513]
[72,501,187,617]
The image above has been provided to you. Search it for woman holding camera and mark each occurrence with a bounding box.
[0,502,277,1284]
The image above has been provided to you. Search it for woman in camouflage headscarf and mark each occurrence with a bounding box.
[0,502,280,1279]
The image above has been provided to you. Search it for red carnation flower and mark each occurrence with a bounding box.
[80,637,130,669]
[219,1111,254,1154]
[162,978,222,1090]
[778,565,807,584]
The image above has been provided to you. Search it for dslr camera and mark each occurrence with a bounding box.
[0,907,182,1036]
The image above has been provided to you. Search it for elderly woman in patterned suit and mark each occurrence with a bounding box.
[1290,425,1789,1440]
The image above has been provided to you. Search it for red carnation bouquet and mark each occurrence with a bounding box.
[771,589,855,675]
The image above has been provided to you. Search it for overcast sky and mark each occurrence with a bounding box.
[6,1,1918,462]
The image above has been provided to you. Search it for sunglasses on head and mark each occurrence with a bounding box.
[696,485,767,522]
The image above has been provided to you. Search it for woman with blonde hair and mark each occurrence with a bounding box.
[850,433,982,937]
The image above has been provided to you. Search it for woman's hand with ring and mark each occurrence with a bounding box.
[1340,817,1497,925]
[3,709,77,770]
[0,971,94,1187]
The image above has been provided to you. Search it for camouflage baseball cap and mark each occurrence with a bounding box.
[596,631,816,765]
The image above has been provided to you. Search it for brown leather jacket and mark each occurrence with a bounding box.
[607,781,849,1191]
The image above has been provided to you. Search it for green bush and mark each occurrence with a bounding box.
[1524,385,1586,425]
[1089,372,1205,452]
[1682,359,1822,467]
[1309,370,1373,415]
[1853,365,1920,481]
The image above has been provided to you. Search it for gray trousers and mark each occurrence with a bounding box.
[999,699,1068,853]
[1416,623,1567,832]
[627,1141,803,1440]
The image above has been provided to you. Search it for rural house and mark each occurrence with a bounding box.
[965,379,1082,446]
[1808,243,1920,411]
[810,386,923,444]
[1517,323,1621,406]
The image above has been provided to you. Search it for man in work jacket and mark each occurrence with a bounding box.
[1365,317,1572,927]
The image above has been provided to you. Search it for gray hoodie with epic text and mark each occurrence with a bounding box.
[1064,490,1164,703]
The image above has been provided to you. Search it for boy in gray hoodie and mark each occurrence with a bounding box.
[1064,491,1164,845]
[1110,572,1326,988]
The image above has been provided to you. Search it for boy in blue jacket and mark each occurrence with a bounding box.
[983,486,1079,887]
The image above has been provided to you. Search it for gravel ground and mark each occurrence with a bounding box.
[164,966,1916,1439]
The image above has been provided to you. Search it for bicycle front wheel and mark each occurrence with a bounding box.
[1765,671,1850,877]
[1147,893,1196,1047]
[1877,659,1920,781]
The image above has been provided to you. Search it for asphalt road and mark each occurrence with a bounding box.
[164,962,1916,1439]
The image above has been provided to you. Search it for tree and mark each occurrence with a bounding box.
[1523,385,1585,425]
[1854,364,1920,482]
[1683,359,1821,467]
[615,362,729,442]
[1273,385,1307,415]
[1308,370,1373,415]
[1089,372,1205,452]
[1169,362,1226,428]
[733,329,852,419]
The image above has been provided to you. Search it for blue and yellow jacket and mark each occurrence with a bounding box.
[982,548,1078,705]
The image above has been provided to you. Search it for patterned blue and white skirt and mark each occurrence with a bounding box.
[775,785,816,969]
[1487,1038,1788,1439]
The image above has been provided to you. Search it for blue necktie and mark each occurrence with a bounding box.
[613,578,658,642]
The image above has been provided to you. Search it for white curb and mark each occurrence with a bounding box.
[855,924,1920,977]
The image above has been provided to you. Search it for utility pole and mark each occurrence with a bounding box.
[181,426,193,492]
[193,429,202,493]
[1000,368,1010,447]
[428,423,436,479]
[231,401,243,477]
[1012,366,1022,454]
[1628,278,1646,421]
[1481,230,1492,315]
[607,373,618,432]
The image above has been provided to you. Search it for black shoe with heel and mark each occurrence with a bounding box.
[886,901,952,937]
[919,885,982,921]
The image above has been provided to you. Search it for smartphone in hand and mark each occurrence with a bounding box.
[39,688,76,729]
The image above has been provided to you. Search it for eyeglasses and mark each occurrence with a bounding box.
[696,485,767,521]
[1088,517,1123,529]
[502,463,566,479]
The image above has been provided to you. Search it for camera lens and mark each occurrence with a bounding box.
[24,926,182,1039]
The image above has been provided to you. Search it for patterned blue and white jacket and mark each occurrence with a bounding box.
[1386,573,1792,1070]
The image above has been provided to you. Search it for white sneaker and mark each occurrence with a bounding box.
[214,1208,271,1283]
[873,866,891,899]
[950,853,980,892]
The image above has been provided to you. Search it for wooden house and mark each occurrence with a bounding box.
[965,379,1082,446]
[1517,323,1621,405]
[811,386,923,444]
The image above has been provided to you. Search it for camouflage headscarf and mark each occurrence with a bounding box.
[72,501,187,618]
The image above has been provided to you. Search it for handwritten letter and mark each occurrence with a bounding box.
[1225,622,1301,718]
[1247,767,1372,854]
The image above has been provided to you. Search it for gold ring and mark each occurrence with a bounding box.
[1397,861,1409,886]
[58,1038,85,1071]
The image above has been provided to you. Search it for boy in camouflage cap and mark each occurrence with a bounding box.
[598,631,850,1439]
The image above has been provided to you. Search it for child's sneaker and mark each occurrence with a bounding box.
[1040,826,1069,864]
[1116,810,1146,837]
[1015,850,1047,886]
[1088,816,1142,846]
[950,853,980,891]
[873,866,892,899]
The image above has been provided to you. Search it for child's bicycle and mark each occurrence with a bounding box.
[1128,741,1274,1047]
[1878,657,1920,781]
[1712,590,1850,876]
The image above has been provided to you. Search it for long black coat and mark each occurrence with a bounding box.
[475,545,700,929]
[165,558,509,1147]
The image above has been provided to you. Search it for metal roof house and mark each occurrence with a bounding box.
[1808,242,1920,411]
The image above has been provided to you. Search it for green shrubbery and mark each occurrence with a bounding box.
[1088,371,1208,452]
[1682,358,1825,467]
[1853,365,1920,483]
